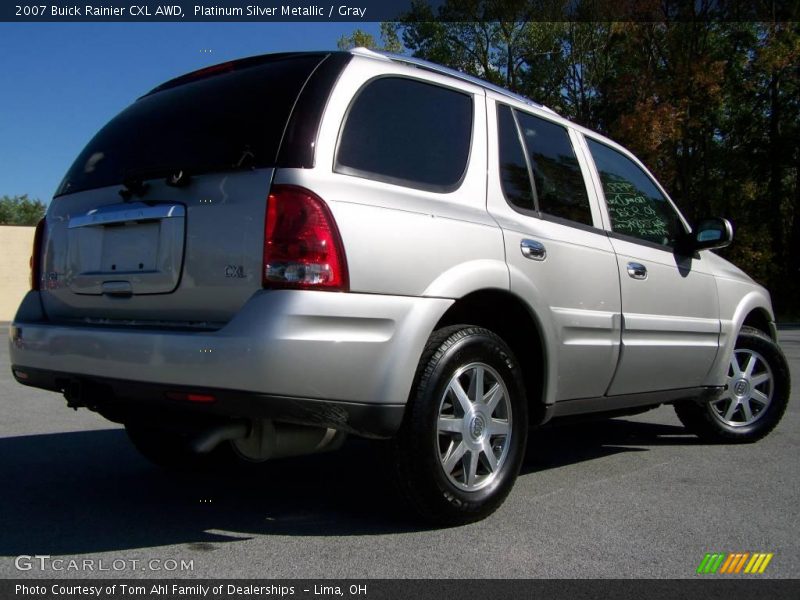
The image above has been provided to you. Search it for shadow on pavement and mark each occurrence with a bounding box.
[523,418,698,474]
[0,416,698,555]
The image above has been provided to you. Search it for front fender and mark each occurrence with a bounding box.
[707,285,776,386]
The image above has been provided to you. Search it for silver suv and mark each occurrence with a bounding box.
[9,48,790,524]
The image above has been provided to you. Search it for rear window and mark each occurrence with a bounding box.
[497,104,534,210]
[335,77,473,192]
[56,54,326,197]
[515,111,593,226]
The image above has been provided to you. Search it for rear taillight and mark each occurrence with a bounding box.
[30,218,45,291]
[263,185,348,291]
[165,391,216,403]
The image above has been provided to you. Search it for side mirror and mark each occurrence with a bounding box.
[677,217,734,255]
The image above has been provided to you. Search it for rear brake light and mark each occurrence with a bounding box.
[30,218,45,291]
[263,185,349,291]
[165,391,216,403]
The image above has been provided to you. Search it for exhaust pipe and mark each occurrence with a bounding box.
[191,421,250,454]
[189,419,346,461]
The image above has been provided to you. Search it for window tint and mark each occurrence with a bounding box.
[497,105,534,210]
[587,139,684,246]
[516,112,593,226]
[57,54,325,197]
[336,77,472,191]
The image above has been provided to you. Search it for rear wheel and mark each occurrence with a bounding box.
[674,326,790,443]
[392,326,528,524]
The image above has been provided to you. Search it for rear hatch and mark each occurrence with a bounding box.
[41,52,341,328]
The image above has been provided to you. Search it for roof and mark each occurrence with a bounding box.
[349,47,557,115]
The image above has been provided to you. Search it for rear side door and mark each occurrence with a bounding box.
[581,136,720,395]
[487,99,621,402]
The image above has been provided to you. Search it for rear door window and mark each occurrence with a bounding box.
[515,111,593,226]
[496,104,593,227]
[57,54,326,196]
[497,104,535,211]
[335,77,473,192]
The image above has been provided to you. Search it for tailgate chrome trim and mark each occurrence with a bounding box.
[68,202,185,229]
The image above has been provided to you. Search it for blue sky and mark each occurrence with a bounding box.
[0,22,383,203]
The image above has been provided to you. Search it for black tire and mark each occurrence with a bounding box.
[392,325,528,525]
[125,423,239,471]
[674,326,790,443]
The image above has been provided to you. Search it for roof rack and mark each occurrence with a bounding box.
[350,47,556,114]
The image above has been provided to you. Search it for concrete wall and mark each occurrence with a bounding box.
[0,225,35,321]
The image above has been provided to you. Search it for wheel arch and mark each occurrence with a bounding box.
[706,288,777,387]
[741,307,776,341]
[433,288,550,425]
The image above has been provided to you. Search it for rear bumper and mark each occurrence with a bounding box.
[9,289,453,437]
[11,366,404,437]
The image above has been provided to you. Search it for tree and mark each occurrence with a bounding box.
[339,5,799,316]
[0,195,46,226]
[337,24,403,53]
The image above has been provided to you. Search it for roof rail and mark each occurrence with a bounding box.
[350,47,556,114]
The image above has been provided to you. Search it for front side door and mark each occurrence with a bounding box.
[582,136,720,395]
[487,99,621,402]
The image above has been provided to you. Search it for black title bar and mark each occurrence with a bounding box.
[5,579,800,600]
[3,0,799,22]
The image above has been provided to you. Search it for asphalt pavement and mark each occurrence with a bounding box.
[1,329,797,579]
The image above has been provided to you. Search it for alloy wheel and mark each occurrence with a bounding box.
[711,348,773,427]
[436,362,512,491]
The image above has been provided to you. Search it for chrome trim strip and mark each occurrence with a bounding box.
[68,203,185,229]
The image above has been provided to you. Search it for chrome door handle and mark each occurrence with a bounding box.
[627,262,648,280]
[521,239,546,261]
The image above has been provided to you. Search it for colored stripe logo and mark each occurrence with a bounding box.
[697,552,774,574]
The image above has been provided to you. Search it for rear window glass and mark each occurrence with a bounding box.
[56,54,324,196]
[335,77,473,191]
[497,104,534,210]
[515,111,593,226]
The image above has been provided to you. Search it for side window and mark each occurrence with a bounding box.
[587,138,685,246]
[497,105,534,210]
[335,77,473,191]
[516,111,593,226]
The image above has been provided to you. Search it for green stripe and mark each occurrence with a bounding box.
[705,554,718,573]
[697,554,712,574]
[709,554,726,573]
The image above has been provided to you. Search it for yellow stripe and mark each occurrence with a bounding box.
[758,553,774,573]
[744,554,760,573]
[720,554,736,574]
[734,553,749,573]
[750,554,766,573]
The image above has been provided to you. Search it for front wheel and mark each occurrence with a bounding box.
[674,326,790,443]
[392,326,528,525]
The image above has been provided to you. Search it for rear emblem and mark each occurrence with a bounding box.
[225,265,245,278]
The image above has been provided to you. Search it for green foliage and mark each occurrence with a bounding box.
[337,25,403,53]
[340,6,800,316]
[0,195,46,226]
